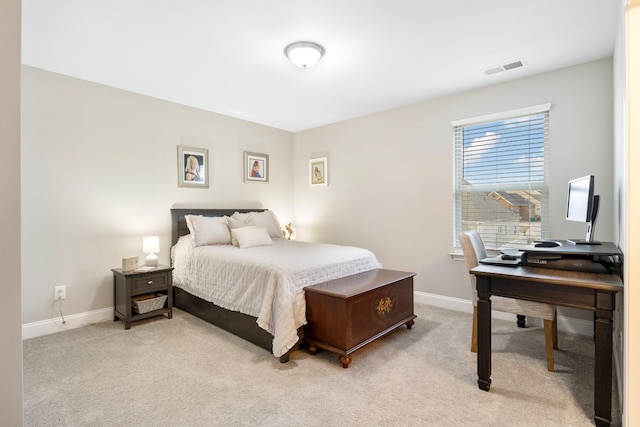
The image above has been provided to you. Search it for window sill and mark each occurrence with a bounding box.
[450,249,500,261]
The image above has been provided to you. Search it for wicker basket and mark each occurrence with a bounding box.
[132,293,167,314]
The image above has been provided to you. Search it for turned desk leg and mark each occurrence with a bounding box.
[476,276,492,391]
[593,290,614,427]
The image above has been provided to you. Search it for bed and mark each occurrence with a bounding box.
[170,208,381,362]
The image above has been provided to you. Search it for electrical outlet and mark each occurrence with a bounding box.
[54,285,66,300]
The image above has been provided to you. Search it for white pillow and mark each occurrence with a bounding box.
[184,215,202,236]
[185,215,231,246]
[232,211,282,239]
[228,217,256,246]
[228,216,255,229]
[231,227,273,249]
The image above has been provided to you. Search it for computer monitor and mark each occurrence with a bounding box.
[566,175,600,244]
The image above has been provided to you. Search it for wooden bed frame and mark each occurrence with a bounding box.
[170,208,301,362]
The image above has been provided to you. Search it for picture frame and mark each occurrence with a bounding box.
[178,146,209,188]
[309,157,328,187]
[244,151,269,183]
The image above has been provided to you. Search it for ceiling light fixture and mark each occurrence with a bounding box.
[284,41,325,68]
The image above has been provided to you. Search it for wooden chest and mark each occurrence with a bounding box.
[304,269,416,368]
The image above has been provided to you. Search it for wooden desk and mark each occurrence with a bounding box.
[471,264,623,427]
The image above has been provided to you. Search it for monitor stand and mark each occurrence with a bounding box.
[569,206,600,244]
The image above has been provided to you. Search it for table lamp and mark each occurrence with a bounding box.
[142,236,160,267]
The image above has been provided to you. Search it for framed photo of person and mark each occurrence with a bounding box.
[178,146,209,188]
[244,151,269,183]
[309,157,328,187]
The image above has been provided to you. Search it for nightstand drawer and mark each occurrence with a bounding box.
[131,273,168,291]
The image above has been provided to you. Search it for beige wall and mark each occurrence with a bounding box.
[21,66,294,326]
[293,59,614,316]
[0,0,23,425]
[22,60,616,331]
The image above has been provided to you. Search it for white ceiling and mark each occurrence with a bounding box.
[21,0,620,132]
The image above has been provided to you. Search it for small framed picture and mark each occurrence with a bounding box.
[178,146,209,188]
[244,151,269,183]
[309,157,328,187]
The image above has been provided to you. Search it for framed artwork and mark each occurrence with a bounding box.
[244,151,269,183]
[178,146,209,188]
[309,157,328,187]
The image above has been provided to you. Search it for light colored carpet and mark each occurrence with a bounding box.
[23,304,621,426]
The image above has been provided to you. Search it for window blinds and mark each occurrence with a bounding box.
[453,106,550,250]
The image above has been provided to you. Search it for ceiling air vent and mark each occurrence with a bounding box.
[482,58,527,76]
[503,60,524,70]
[484,66,504,75]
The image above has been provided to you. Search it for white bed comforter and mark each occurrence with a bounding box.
[172,236,380,357]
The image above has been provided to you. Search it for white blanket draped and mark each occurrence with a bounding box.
[172,236,380,357]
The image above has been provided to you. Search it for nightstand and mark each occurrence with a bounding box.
[112,265,174,329]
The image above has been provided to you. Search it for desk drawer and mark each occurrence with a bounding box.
[132,273,168,292]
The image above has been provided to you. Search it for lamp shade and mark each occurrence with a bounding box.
[284,41,325,68]
[142,236,160,254]
[142,236,160,267]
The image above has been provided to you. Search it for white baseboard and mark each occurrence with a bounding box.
[22,307,113,340]
[414,291,594,336]
[22,291,596,340]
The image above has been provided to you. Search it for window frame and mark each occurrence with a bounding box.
[452,104,551,252]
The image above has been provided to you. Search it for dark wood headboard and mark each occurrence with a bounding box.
[170,208,267,246]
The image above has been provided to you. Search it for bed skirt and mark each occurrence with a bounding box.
[173,286,302,362]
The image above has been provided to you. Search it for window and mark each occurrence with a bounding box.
[453,104,550,251]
